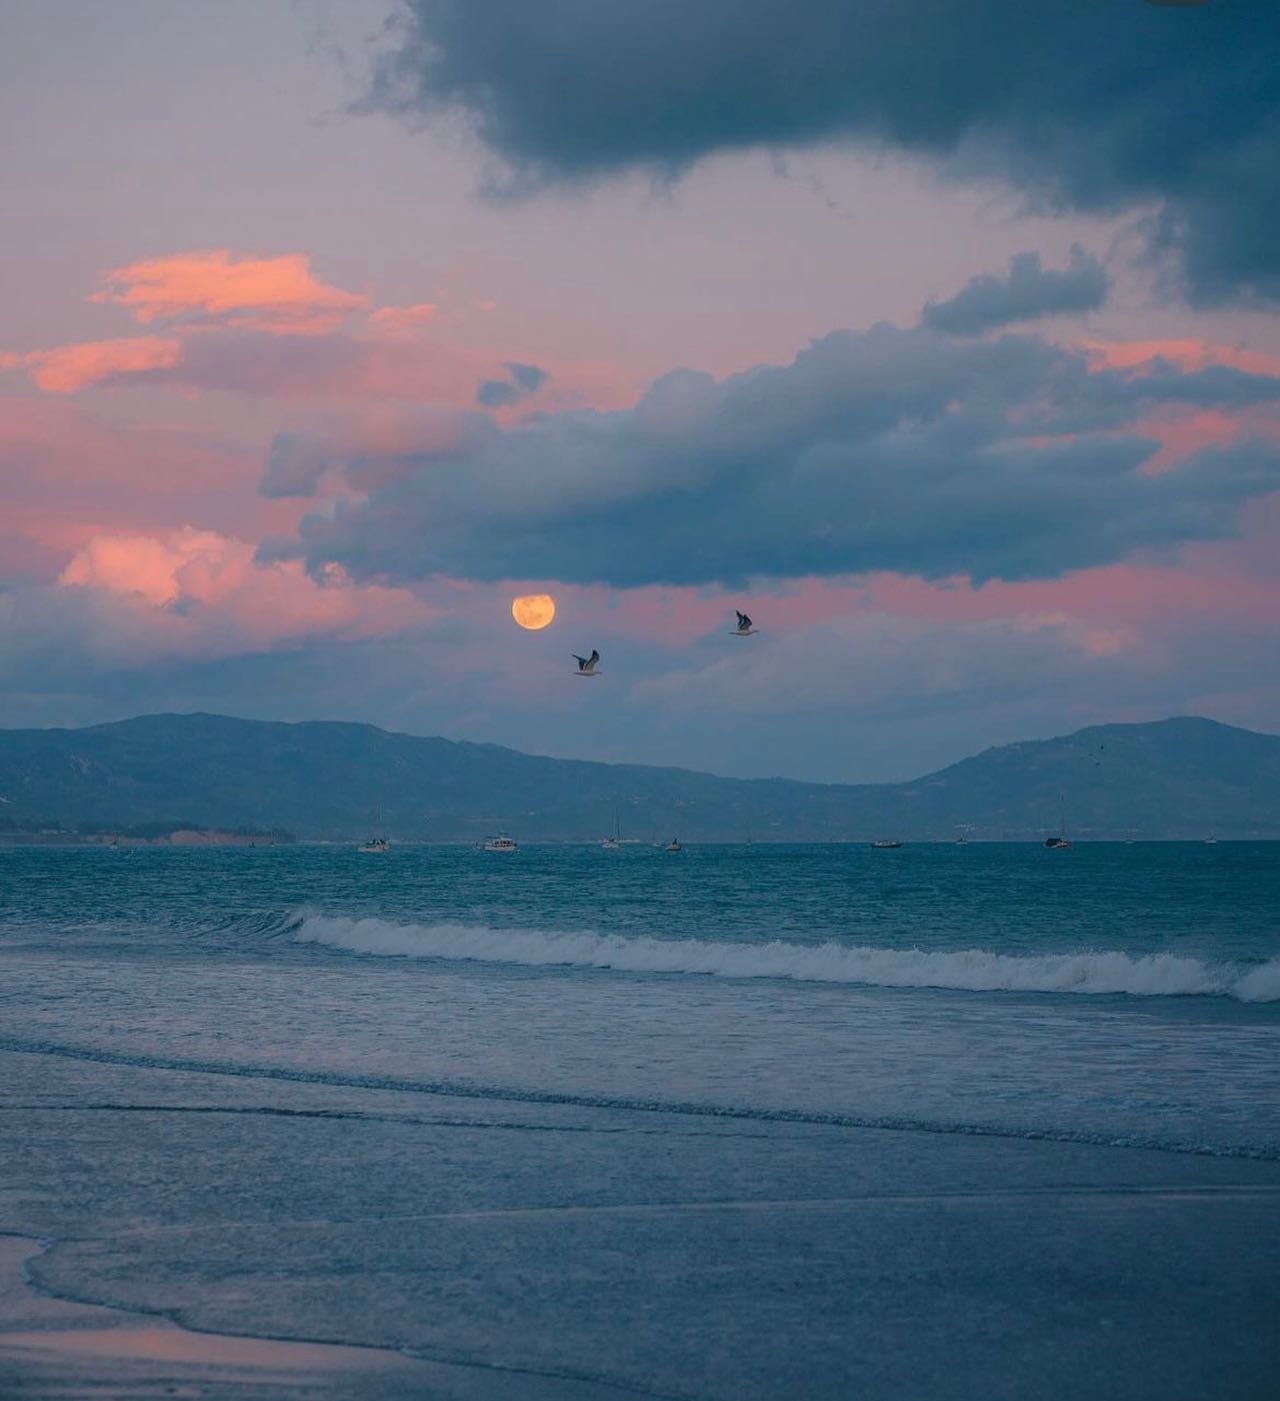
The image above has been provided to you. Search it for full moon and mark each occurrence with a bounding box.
[511,593,556,630]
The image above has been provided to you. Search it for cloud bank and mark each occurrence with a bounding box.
[275,324,1280,590]
[367,0,1280,303]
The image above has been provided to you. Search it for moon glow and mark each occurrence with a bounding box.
[512,593,556,630]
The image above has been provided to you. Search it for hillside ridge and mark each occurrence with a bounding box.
[0,712,1276,841]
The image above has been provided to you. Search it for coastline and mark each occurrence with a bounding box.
[0,1235,431,1398]
[4,1039,1280,1399]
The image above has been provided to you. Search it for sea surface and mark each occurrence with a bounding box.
[2,840,1279,1397]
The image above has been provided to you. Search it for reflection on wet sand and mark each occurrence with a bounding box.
[0,1236,422,1394]
[2,1322,420,1370]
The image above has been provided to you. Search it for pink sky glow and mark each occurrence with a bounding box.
[4,250,1277,693]
[1,2,1277,775]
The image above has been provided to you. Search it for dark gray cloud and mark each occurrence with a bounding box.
[366,1,1280,304]
[476,360,549,407]
[270,324,1280,589]
[921,247,1108,336]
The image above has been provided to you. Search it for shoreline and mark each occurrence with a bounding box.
[5,1040,1280,1399]
[0,1234,431,1397]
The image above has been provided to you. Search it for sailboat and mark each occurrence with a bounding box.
[600,808,622,850]
[1044,793,1072,850]
[359,802,389,853]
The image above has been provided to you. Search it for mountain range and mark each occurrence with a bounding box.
[0,712,1277,842]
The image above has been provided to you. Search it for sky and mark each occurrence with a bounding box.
[2,0,1279,783]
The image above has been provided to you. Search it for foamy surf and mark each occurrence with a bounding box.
[294,915,1280,1002]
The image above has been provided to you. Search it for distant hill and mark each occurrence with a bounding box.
[0,713,1276,842]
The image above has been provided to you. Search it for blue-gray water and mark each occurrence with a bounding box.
[2,841,1278,1398]
[4,841,1277,1155]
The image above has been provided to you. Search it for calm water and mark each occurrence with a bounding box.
[2,841,1277,1157]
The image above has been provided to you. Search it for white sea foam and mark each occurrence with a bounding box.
[294,915,1280,1002]
[1232,958,1280,1003]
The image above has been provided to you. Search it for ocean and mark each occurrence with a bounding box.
[2,840,1278,1397]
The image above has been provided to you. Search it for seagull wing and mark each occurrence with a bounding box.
[588,650,600,666]
[573,653,587,669]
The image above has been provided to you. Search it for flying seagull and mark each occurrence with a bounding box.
[573,649,600,676]
[732,610,757,637]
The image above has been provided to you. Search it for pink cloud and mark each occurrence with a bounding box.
[57,526,433,656]
[91,249,369,335]
[1067,336,1280,476]
[60,530,211,605]
[2,336,183,393]
[3,323,634,411]
[1081,338,1280,376]
[366,302,438,336]
[0,249,652,411]
[1137,409,1246,474]
[0,398,305,577]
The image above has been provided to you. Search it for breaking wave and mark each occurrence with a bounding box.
[295,915,1280,1002]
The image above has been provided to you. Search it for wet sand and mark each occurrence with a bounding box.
[4,1045,1280,1399]
[0,1236,436,1398]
